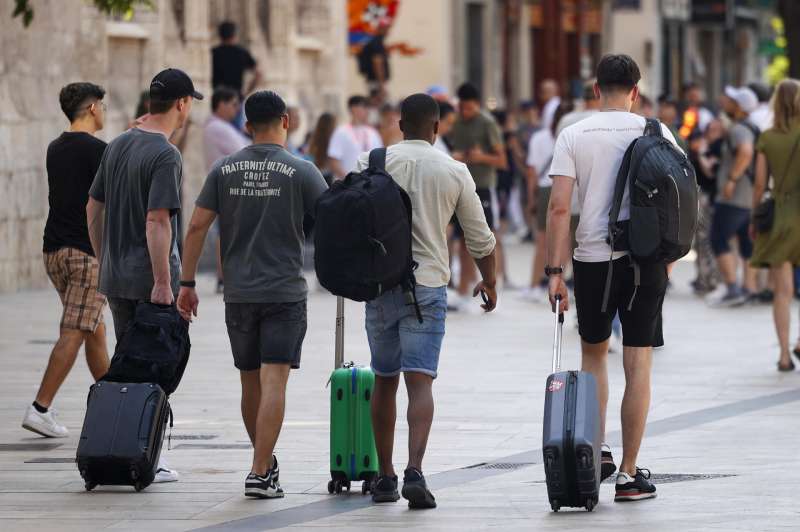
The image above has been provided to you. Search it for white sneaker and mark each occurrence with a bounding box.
[22,404,68,438]
[153,458,179,483]
[519,285,548,303]
[609,330,623,354]
[703,285,728,306]
[446,288,462,311]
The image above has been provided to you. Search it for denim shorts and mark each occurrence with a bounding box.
[365,286,447,379]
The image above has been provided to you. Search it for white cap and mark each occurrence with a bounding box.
[724,85,759,114]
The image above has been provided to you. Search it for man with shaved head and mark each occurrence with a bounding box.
[359,93,497,509]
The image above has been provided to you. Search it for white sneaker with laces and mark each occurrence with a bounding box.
[22,404,68,438]
[153,457,179,483]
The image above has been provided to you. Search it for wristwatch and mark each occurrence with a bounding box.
[544,265,564,277]
[179,280,196,288]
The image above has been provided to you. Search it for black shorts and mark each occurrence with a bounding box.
[225,301,307,371]
[452,187,496,238]
[573,258,667,348]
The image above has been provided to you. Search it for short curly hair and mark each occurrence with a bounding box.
[59,82,105,122]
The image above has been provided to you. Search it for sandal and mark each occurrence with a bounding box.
[778,361,796,372]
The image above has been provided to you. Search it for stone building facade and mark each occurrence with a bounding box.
[0,0,348,292]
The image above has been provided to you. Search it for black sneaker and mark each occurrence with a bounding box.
[615,468,657,502]
[371,474,400,503]
[601,443,617,482]
[271,455,280,484]
[245,469,284,499]
[401,467,436,509]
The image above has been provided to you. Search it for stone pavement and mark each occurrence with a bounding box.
[1,242,799,531]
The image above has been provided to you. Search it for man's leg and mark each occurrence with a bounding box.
[619,346,653,475]
[84,322,109,381]
[457,235,476,296]
[372,375,400,476]
[34,329,86,408]
[251,364,291,476]
[580,340,610,440]
[240,369,261,445]
[404,372,434,471]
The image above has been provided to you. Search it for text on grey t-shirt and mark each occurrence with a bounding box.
[196,144,328,303]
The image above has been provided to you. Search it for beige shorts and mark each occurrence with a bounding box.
[44,248,106,332]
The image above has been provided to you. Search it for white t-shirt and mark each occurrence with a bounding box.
[203,115,250,171]
[541,96,561,131]
[549,111,681,262]
[749,104,774,132]
[526,128,555,188]
[327,123,383,175]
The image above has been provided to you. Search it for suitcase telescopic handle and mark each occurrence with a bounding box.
[335,296,344,370]
[552,296,565,374]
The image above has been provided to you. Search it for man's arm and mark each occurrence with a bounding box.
[176,207,217,321]
[751,151,769,211]
[546,176,575,313]
[245,66,264,95]
[469,142,508,170]
[723,141,754,200]
[86,197,105,259]
[526,165,539,215]
[455,169,498,311]
[146,208,174,305]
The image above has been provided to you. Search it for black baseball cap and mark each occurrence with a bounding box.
[149,68,204,101]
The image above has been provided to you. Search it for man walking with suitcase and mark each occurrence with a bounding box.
[361,94,497,509]
[87,68,202,483]
[546,55,682,502]
[176,91,328,499]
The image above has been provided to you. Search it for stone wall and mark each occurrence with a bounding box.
[0,0,348,292]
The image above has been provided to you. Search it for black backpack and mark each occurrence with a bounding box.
[314,148,421,320]
[604,118,698,311]
[103,303,191,396]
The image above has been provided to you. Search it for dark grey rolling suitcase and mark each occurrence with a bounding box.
[76,381,170,492]
[542,300,601,512]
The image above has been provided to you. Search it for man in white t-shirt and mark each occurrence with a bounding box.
[547,54,681,504]
[539,79,561,131]
[327,95,383,179]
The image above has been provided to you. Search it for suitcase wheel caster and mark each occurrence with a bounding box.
[585,500,595,512]
[551,501,560,512]
[134,482,145,492]
[343,480,351,492]
[327,480,335,494]
[84,482,97,492]
[361,481,371,495]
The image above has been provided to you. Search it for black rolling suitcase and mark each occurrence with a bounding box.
[76,381,170,492]
[542,299,601,512]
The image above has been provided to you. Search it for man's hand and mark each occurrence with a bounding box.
[452,150,466,163]
[467,146,487,164]
[176,286,198,322]
[722,180,737,201]
[548,275,569,313]
[150,281,174,306]
[473,280,497,312]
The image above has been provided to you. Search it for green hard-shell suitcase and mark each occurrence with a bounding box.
[328,296,379,495]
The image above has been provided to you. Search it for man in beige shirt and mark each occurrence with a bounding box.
[356,93,497,509]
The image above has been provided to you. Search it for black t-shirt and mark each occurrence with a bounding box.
[43,132,107,256]
[212,44,256,93]
[359,35,389,82]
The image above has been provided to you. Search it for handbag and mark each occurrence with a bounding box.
[753,134,800,233]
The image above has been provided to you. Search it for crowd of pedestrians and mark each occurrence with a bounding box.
[19,16,800,511]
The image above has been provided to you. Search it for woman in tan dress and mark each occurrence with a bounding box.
[750,79,800,371]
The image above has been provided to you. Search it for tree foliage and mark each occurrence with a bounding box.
[13,0,154,27]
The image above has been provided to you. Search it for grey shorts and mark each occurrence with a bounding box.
[225,301,307,371]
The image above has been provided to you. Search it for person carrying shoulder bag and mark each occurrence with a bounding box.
[749,79,800,371]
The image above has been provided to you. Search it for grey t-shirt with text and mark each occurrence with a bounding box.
[717,121,756,210]
[89,128,182,300]
[196,143,328,303]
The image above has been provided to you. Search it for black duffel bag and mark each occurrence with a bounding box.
[103,303,190,396]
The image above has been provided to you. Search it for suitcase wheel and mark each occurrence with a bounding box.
[361,480,371,495]
[327,480,335,494]
[134,481,146,492]
[84,482,97,492]
[550,500,560,512]
[585,500,595,512]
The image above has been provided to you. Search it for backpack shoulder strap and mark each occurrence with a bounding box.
[644,118,662,138]
[368,147,387,171]
[608,140,637,230]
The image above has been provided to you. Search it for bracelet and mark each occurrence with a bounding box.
[179,280,196,288]
[545,265,564,277]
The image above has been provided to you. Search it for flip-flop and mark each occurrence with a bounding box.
[792,347,800,365]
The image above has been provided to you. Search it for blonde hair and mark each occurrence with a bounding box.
[771,79,800,134]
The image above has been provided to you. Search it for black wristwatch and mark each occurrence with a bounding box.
[180,280,196,288]
[545,265,564,277]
